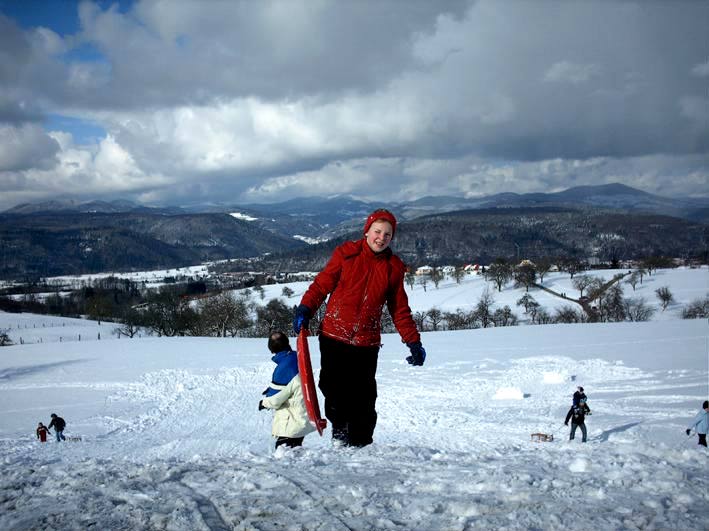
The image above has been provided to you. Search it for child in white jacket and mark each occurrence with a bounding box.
[686,400,708,447]
[259,331,315,449]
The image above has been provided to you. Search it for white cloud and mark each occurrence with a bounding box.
[0,124,60,172]
[0,0,707,210]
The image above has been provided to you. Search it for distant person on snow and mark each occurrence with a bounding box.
[293,209,426,447]
[686,400,708,447]
[565,397,591,443]
[48,413,66,442]
[258,331,315,449]
[572,386,586,406]
[36,422,49,443]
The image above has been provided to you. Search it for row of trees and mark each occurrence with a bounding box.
[1,256,706,343]
[115,289,294,338]
[392,284,668,334]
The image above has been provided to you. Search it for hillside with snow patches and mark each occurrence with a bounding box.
[0,267,707,530]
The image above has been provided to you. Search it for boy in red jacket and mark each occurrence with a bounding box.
[294,209,426,447]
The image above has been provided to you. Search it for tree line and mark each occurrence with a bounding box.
[1,255,707,344]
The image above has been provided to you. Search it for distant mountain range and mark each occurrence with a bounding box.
[1,184,707,279]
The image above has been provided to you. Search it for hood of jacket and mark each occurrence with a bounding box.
[264,350,299,397]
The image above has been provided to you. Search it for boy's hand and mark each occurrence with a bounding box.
[686,428,691,436]
[406,341,426,366]
[258,400,266,411]
[293,305,311,334]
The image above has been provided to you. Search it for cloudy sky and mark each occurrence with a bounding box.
[0,0,707,211]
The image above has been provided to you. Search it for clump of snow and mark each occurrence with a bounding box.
[543,371,566,384]
[569,457,591,472]
[493,386,525,400]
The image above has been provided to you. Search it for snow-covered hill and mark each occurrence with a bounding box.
[0,268,707,530]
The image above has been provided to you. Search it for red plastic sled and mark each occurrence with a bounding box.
[297,329,327,435]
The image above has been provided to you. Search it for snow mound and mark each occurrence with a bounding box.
[492,387,524,400]
[542,371,565,384]
[569,457,591,473]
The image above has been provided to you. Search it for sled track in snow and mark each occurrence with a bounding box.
[241,461,358,531]
[164,469,232,531]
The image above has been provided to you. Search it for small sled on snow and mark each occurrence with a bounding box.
[530,432,554,442]
[297,329,327,436]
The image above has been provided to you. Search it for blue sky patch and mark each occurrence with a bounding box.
[45,114,106,145]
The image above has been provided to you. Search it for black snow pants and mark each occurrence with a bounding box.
[318,334,379,447]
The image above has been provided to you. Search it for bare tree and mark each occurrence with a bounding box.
[572,275,595,297]
[405,272,416,290]
[254,285,266,300]
[516,293,537,314]
[493,306,517,327]
[514,262,536,292]
[527,300,542,323]
[625,271,640,291]
[642,257,673,276]
[559,257,584,279]
[452,267,465,284]
[623,297,656,322]
[473,288,495,328]
[144,289,198,337]
[0,329,12,346]
[281,286,294,298]
[682,295,709,319]
[534,272,631,323]
[443,309,476,330]
[655,286,674,311]
[426,307,444,331]
[553,306,584,324]
[254,298,292,337]
[534,258,553,284]
[484,259,513,292]
[417,275,428,293]
[199,292,252,337]
[115,307,143,338]
[598,284,625,322]
[636,267,647,284]
[534,308,553,325]
[413,311,427,331]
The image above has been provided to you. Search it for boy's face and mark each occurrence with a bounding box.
[365,220,393,253]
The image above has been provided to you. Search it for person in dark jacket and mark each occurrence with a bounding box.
[572,386,586,406]
[293,209,426,447]
[48,413,66,442]
[565,397,591,442]
[36,422,49,443]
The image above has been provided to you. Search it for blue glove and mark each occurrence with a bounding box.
[406,341,426,366]
[293,304,311,334]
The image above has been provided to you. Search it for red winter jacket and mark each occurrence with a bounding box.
[300,238,420,347]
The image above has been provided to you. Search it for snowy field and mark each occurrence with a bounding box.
[0,269,708,530]
[254,266,709,323]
